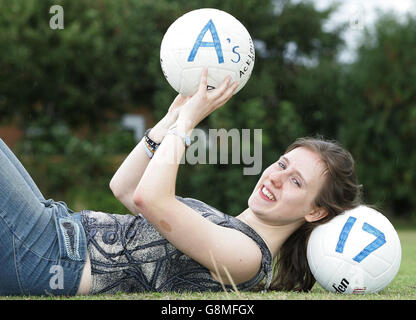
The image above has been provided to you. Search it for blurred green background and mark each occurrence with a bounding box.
[0,0,415,224]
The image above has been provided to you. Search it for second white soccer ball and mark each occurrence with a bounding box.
[307,205,401,294]
[160,8,255,96]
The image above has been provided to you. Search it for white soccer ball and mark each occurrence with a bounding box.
[307,205,401,294]
[160,8,255,96]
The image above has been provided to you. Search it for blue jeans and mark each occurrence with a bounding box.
[0,139,87,296]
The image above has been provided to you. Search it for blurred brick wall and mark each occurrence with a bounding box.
[0,125,23,149]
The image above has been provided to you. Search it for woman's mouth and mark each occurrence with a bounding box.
[259,185,276,201]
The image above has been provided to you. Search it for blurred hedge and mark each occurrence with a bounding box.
[0,0,414,218]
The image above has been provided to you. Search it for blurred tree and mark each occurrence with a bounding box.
[338,14,416,217]
[0,0,183,130]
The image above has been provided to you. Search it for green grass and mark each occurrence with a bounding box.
[1,230,415,300]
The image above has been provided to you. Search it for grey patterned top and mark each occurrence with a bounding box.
[80,196,273,294]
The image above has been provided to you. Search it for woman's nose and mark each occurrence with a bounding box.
[270,171,283,188]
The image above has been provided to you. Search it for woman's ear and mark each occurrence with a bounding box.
[305,207,328,222]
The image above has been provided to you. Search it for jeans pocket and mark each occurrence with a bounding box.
[46,200,85,262]
[56,216,83,261]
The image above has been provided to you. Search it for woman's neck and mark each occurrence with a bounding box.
[235,208,304,258]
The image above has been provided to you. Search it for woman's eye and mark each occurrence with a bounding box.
[278,161,286,170]
[292,178,301,188]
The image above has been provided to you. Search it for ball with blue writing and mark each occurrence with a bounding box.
[160,8,255,96]
[307,206,401,294]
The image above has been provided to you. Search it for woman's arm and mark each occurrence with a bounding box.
[132,70,262,284]
[109,95,188,213]
[133,71,236,203]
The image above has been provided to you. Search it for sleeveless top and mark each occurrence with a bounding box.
[80,196,273,294]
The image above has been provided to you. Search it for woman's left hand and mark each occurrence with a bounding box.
[176,68,239,132]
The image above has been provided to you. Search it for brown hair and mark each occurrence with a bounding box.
[269,136,362,292]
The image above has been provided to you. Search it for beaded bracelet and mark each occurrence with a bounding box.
[142,128,161,159]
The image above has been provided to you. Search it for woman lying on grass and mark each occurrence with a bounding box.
[0,69,361,295]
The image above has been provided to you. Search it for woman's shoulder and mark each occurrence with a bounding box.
[175,195,228,220]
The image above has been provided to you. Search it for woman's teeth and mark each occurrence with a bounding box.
[261,186,275,201]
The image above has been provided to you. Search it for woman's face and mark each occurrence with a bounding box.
[248,146,328,226]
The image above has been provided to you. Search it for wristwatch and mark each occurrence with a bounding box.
[167,124,192,148]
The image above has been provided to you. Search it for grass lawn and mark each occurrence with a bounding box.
[1,230,415,301]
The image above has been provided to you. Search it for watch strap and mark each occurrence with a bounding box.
[167,124,191,147]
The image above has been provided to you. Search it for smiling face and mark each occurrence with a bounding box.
[248,146,328,226]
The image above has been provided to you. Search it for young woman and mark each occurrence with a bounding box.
[0,70,361,295]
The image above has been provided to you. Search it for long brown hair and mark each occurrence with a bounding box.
[269,136,362,292]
